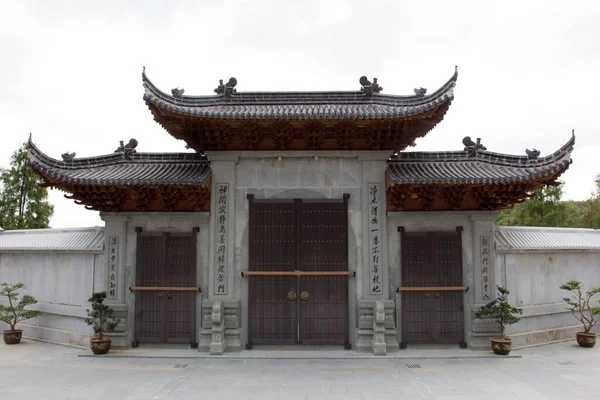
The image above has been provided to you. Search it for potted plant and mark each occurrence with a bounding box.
[0,282,42,344]
[560,280,600,348]
[475,285,523,355]
[85,291,119,355]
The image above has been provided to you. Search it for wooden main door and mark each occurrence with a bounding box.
[247,196,350,346]
[134,232,197,345]
[400,228,465,346]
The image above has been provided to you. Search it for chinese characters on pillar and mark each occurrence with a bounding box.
[368,183,383,295]
[480,236,491,301]
[108,236,118,300]
[214,183,229,295]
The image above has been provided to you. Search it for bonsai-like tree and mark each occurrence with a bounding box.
[85,292,119,339]
[560,280,600,334]
[0,282,42,331]
[475,285,523,338]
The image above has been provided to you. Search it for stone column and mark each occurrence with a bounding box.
[99,214,129,347]
[201,152,241,352]
[356,151,397,354]
[469,213,500,348]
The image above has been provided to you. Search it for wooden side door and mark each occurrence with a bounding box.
[248,199,298,345]
[298,198,349,345]
[134,231,197,344]
[400,229,464,346]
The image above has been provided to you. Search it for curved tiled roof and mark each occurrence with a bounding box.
[28,139,211,186]
[142,68,457,120]
[495,226,600,251]
[387,132,574,185]
[0,227,104,252]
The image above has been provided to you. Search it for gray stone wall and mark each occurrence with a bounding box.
[497,249,600,347]
[203,150,391,349]
[0,251,104,347]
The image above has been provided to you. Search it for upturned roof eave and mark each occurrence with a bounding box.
[141,67,458,114]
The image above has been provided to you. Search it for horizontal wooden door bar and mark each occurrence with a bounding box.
[129,286,201,292]
[242,271,355,277]
[396,286,468,292]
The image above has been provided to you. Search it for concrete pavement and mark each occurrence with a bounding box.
[0,339,598,399]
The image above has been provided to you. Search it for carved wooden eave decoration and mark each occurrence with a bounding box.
[142,67,457,152]
[28,139,211,212]
[386,132,575,211]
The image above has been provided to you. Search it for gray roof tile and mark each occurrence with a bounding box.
[495,226,600,251]
[0,227,104,252]
[387,133,574,185]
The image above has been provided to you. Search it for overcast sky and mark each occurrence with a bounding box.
[1,0,598,228]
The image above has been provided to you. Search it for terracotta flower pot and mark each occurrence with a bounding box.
[90,337,112,355]
[490,337,512,355]
[576,332,596,348]
[3,329,23,345]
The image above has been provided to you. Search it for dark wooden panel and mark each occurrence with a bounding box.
[248,199,297,344]
[432,232,464,343]
[401,232,434,344]
[165,233,196,343]
[298,200,348,344]
[134,233,165,343]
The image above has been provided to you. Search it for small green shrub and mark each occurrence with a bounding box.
[85,292,119,339]
[475,285,523,338]
[560,280,600,334]
[0,282,42,331]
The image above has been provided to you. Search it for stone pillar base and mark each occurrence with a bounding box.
[199,300,242,353]
[356,300,398,354]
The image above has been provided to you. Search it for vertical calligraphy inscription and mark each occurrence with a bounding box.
[214,183,229,295]
[480,236,491,301]
[368,183,383,295]
[108,236,118,300]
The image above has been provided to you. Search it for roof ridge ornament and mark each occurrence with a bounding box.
[359,76,383,96]
[463,136,486,157]
[526,148,540,160]
[114,139,138,160]
[61,152,76,162]
[171,87,185,98]
[214,77,237,99]
[414,87,427,97]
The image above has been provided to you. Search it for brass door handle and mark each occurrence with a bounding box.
[425,293,430,299]
[287,291,297,302]
[167,292,172,299]
[300,291,309,303]
[435,294,440,299]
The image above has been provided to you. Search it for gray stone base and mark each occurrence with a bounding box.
[469,317,500,350]
[198,300,242,353]
[510,325,582,348]
[356,300,398,354]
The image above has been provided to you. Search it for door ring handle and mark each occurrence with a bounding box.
[287,291,297,302]
[300,291,309,303]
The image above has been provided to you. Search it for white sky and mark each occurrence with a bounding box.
[1,0,598,228]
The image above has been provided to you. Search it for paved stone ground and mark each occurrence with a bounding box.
[0,340,598,399]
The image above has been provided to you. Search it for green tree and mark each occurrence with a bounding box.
[496,183,569,227]
[0,141,54,229]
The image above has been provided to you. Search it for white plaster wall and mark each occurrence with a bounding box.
[498,250,600,347]
[0,251,103,347]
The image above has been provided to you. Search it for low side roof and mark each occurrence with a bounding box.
[386,132,574,212]
[496,226,600,251]
[0,227,104,252]
[28,139,212,212]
